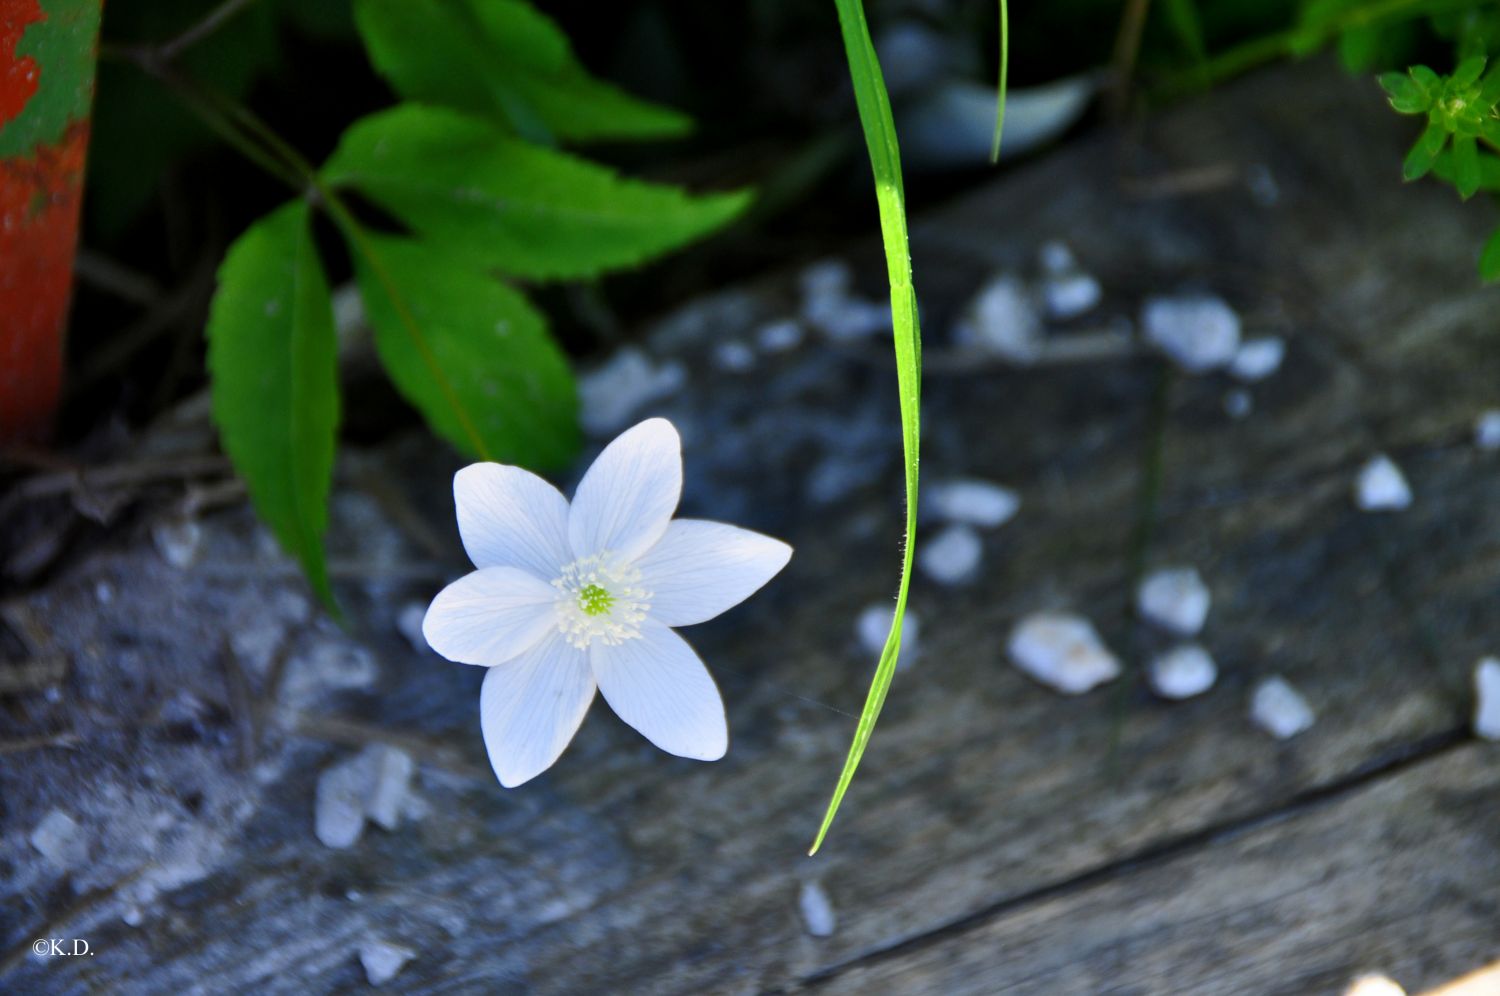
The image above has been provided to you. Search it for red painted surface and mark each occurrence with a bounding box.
[0,0,89,443]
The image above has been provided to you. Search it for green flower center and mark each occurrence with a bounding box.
[578,583,614,616]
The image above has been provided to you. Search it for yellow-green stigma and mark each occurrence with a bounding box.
[579,583,614,616]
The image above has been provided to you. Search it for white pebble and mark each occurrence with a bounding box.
[152,518,203,569]
[926,478,1020,528]
[95,580,114,604]
[1149,644,1218,700]
[1008,612,1121,695]
[122,906,145,927]
[360,939,416,985]
[855,603,921,670]
[1230,336,1286,381]
[799,880,837,937]
[799,259,853,302]
[805,295,889,342]
[1354,454,1412,512]
[1223,388,1253,419]
[1250,676,1315,739]
[1474,410,1500,450]
[577,347,685,436]
[397,602,428,653]
[1474,657,1500,740]
[1038,240,1077,276]
[367,745,416,832]
[756,319,804,353]
[1043,272,1102,320]
[953,274,1043,362]
[1141,294,1241,373]
[1344,976,1406,996]
[30,809,89,870]
[713,340,756,372]
[1137,567,1211,636]
[918,525,983,585]
[314,744,415,848]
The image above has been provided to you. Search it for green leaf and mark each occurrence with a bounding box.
[1378,72,1427,114]
[1480,227,1500,282]
[1480,63,1500,106]
[1432,149,1500,191]
[1453,134,1481,198]
[1403,120,1447,180]
[811,0,923,855]
[206,201,339,610]
[1409,64,1442,93]
[349,234,579,468]
[352,0,690,143]
[323,104,751,281]
[1453,54,1487,88]
[1163,0,1209,65]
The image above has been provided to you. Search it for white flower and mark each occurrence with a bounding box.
[422,418,792,787]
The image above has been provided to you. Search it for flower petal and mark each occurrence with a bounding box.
[591,619,727,761]
[568,418,682,562]
[480,635,596,787]
[635,519,792,627]
[454,462,572,579]
[422,567,559,666]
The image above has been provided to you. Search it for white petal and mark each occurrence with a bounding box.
[635,520,792,627]
[422,567,559,667]
[591,620,727,761]
[454,463,572,578]
[480,636,596,787]
[568,418,682,562]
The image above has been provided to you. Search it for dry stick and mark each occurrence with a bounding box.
[1108,0,1153,118]
[157,0,261,62]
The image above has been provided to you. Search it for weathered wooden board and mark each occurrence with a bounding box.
[815,745,1500,995]
[3,58,1499,995]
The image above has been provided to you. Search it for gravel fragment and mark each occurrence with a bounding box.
[1474,657,1500,740]
[360,939,416,985]
[1250,676,1315,739]
[1474,410,1500,451]
[1008,612,1121,694]
[1137,567,1211,636]
[917,525,983,585]
[314,744,416,848]
[30,809,89,870]
[1141,293,1241,372]
[397,601,428,653]
[1043,272,1101,320]
[1223,388,1253,419]
[1149,644,1218,700]
[799,880,837,937]
[578,347,685,436]
[713,340,756,372]
[926,478,1020,528]
[1354,454,1412,512]
[1230,336,1286,382]
[855,603,921,670]
[953,274,1043,362]
[152,518,203,569]
[1038,239,1076,276]
[755,319,804,353]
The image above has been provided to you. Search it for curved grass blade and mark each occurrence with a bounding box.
[990,0,1010,163]
[810,0,923,856]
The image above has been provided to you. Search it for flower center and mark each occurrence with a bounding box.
[552,553,650,649]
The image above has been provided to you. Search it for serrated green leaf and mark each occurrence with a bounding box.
[353,0,690,143]
[1480,227,1500,282]
[206,201,339,610]
[1379,72,1427,113]
[1454,134,1482,198]
[1403,120,1447,180]
[1453,54,1487,87]
[350,234,579,468]
[324,104,752,281]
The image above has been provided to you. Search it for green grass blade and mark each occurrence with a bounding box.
[810,0,923,856]
[990,0,1010,163]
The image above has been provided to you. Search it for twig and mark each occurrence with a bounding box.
[73,249,162,305]
[157,0,260,62]
[1108,0,1153,117]
[0,732,80,755]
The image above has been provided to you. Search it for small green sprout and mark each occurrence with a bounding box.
[1382,57,1500,198]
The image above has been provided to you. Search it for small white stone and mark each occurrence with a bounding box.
[315,752,375,849]
[927,478,1020,528]
[152,518,203,569]
[367,745,415,832]
[756,319,804,353]
[359,939,415,986]
[122,906,145,927]
[1473,657,1500,740]
[1223,388,1253,419]
[1043,272,1102,320]
[799,880,837,938]
[1137,567,1211,636]
[713,340,756,372]
[1149,644,1218,700]
[30,809,89,870]
[1038,240,1077,276]
[805,294,889,342]
[1250,676,1315,739]
[577,347,685,436]
[799,259,853,302]
[954,274,1043,362]
[855,603,921,670]
[1008,612,1121,695]
[1354,454,1412,512]
[95,580,114,604]
[1245,164,1280,207]
[397,602,428,653]
[1474,410,1500,451]
[917,525,983,585]
[1141,294,1241,373]
[1230,336,1286,382]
